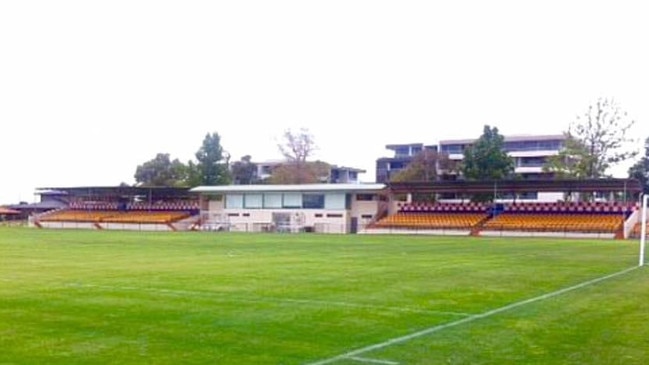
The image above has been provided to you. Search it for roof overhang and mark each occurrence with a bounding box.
[191,183,386,194]
[388,179,642,194]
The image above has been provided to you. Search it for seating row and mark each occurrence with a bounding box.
[68,202,199,211]
[398,201,635,214]
[374,212,624,234]
[374,213,486,230]
[482,214,623,233]
[40,210,193,224]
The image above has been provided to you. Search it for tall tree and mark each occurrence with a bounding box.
[194,132,231,186]
[546,97,637,178]
[134,153,189,187]
[275,128,317,184]
[231,155,258,185]
[628,137,649,195]
[462,125,514,181]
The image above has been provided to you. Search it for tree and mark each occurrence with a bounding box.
[274,128,317,184]
[628,137,649,195]
[391,150,450,182]
[134,153,189,187]
[267,161,331,184]
[544,135,596,179]
[546,97,637,178]
[462,125,514,181]
[231,155,258,185]
[194,132,231,186]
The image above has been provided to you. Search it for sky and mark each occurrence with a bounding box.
[1,0,648,204]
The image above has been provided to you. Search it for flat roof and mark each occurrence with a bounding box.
[385,143,424,149]
[191,183,386,194]
[439,134,566,145]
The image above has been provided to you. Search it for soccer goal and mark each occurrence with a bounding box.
[640,194,648,267]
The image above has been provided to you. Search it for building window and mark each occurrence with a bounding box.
[263,193,282,208]
[244,194,263,209]
[315,213,323,218]
[302,194,325,209]
[356,194,374,201]
[283,193,302,208]
[326,213,343,218]
[225,194,244,209]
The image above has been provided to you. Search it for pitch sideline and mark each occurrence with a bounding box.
[305,265,641,365]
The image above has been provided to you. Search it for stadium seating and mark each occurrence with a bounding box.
[374,212,487,230]
[40,209,192,224]
[482,213,623,233]
[373,201,632,234]
[397,202,487,213]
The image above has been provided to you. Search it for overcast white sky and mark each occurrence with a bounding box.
[1,0,648,204]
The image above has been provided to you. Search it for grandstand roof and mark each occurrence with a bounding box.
[0,207,20,215]
[7,200,66,211]
[191,183,386,194]
[388,179,642,194]
[36,186,194,199]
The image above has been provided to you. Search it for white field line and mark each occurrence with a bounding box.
[64,283,470,317]
[305,266,640,365]
[348,356,399,364]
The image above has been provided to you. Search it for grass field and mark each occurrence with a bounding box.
[1,228,648,364]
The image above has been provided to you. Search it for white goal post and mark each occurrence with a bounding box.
[640,194,648,267]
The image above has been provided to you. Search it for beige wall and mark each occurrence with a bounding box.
[350,199,379,228]
[220,208,349,233]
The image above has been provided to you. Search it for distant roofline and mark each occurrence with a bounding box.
[385,143,438,150]
[254,161,365,173]
[439,134,566,145]
[190,183,385,194]
[385,143,424,150]
[330,165,366,173]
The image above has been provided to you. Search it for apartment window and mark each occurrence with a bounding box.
[395,147,409,156]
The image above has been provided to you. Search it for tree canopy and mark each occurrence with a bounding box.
[278,128,316,164]
[134,153,189,187]
[231,155,258,185]
[194,132,231,186]
[628,137,649,195]
[271,128,319,184]
[133,132,232,188]
[391,150,451,182]
[545,97,636,178]
[462,125,514,181]
[543,136,595,179]
[267,161,331,184]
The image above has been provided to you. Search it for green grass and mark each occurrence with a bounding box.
[1,228,647,364]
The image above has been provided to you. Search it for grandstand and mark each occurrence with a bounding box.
[366,179,642,239]
[31,187,200,231]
